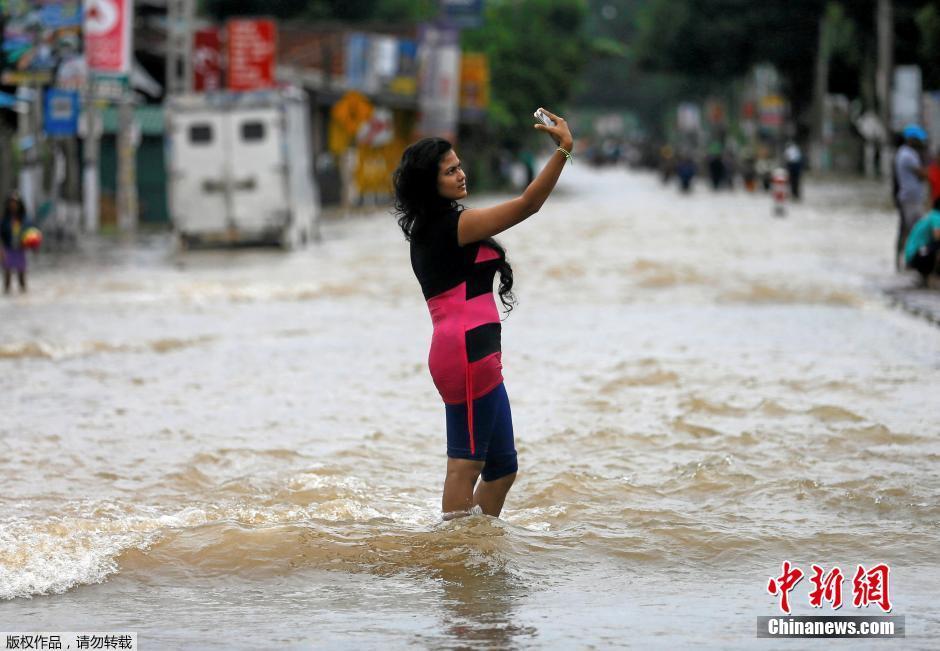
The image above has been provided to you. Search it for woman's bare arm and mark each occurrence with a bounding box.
[457,108,573,246]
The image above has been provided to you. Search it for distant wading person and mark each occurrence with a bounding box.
[1,192,30,294]
[894,124,928,269]
[393,108,573,520]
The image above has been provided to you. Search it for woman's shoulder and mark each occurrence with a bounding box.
[414,206,462,245]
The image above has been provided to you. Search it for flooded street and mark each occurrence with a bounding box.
[2,166,939,649]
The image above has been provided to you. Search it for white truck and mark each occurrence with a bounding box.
[165,87,319,249]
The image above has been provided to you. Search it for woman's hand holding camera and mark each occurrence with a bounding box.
[533,107,573,152]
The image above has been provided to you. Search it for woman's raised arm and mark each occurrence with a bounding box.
[457,108,574,246]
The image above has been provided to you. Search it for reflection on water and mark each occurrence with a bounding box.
[2,168,940,646]
[435,561,536,649]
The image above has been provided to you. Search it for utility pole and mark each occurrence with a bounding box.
[82,82,100,233]
[811,8,829,172]
[166,0,196,95]
[115,0,138,233]
[876,0,893,178]
[116,86,138,232]
[17,85,40,219]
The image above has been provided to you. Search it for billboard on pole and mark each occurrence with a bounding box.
[193,28,222,92]
[227,19,277,91]
[440,0,486,28]
[416,25,460,141]
[2,0,82,85]
[84,0,133,75]
[892,65,922,132]
[44,88,80,137]
[459,53,489,118]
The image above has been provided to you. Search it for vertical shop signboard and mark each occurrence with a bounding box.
[345,32,369,91]
[44,89,80,137]
[84,0,134,74]
[459,53,489,119]
[227,19,276,91]
[416,25,460,141]
[3,1,82,85]
[194,28,222,92]
[892,65,922,132]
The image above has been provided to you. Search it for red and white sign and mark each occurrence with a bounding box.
[227,19,277,91]
[84,0,133,74]
[193,28,222,92]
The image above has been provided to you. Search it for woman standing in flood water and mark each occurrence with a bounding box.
[392,108,574,519]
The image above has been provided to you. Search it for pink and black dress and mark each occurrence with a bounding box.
[410,207,518,481]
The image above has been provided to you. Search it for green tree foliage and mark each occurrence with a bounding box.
[634,0,827,120]
[461,0,591,147]
[629,0,940,130]
[574,0,714,138]
[916,1,940,87]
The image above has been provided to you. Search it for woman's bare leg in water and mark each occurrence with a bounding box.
[473,472,516,518]
[442,457,484,519]
[442,458,516,519]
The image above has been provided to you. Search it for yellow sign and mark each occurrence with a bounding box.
[331,91,373,136]
[2,71,53,85]
[459,53,489,113]
[355,137,411,196]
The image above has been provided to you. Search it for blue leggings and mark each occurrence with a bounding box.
[445,382,518,481]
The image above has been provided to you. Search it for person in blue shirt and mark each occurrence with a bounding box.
[904,209,940,284]
[895,125,929,269]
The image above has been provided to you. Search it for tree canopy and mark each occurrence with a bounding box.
[461,0,591,147]
[585,0,940,138]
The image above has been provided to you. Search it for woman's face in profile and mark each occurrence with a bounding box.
[436,149,468,201]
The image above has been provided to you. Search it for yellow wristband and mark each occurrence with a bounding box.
[556,146,573,164]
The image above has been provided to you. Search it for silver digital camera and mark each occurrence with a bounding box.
[534,109,556,127]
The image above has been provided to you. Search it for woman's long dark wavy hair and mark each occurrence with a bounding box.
[393,137,516,314]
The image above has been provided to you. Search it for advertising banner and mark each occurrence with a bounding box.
[759,94,786,130]
[84,0,133,75]
[193,28,222,92]
[416,25,460,141]
[2,0,82,84]
[892,65,922,132]
[367,36,399,94]
[677,103,701,133]
[459,53,489,117]
[440,0,486,29]
[389,40,418,96]
[44,88,80,137]
[345,32,369,92]
[227,19,276,91]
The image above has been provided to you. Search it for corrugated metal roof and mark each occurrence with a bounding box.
[100,104,164,135]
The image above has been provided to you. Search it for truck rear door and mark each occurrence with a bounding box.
[169,112,230,234]
[227,108,290,233]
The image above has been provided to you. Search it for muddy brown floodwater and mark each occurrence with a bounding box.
[2,166,938,649]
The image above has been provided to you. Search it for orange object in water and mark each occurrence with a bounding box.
[21,227,42,250]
